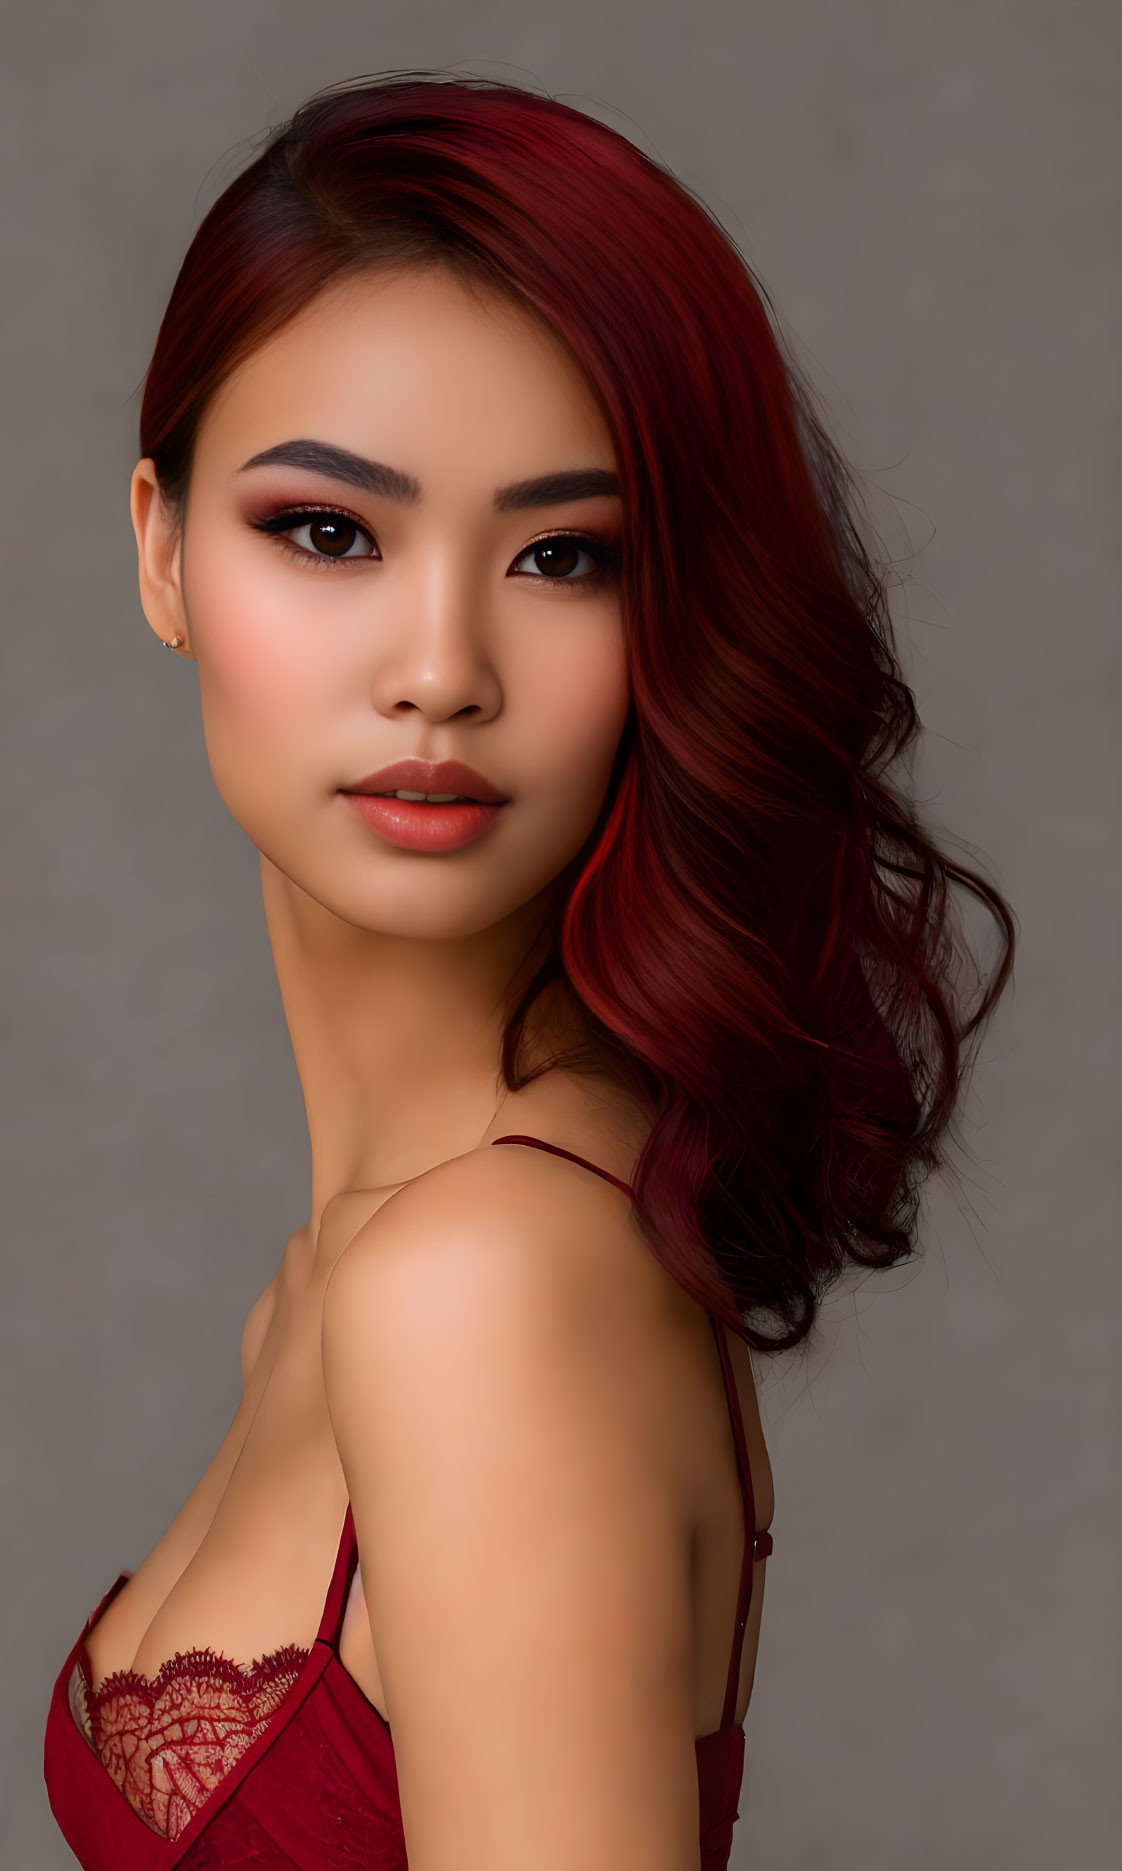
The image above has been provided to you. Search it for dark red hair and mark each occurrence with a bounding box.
[138,70,1016,1354]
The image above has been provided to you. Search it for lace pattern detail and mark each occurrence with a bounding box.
[71,1642,311,1841]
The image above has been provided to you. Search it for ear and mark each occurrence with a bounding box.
[130,459,190,655]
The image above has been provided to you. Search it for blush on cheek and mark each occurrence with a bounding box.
[188,559,338,828]
[546,659,630,811]
[191,550,329,720]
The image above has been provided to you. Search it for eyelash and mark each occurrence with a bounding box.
[247,503,621,587]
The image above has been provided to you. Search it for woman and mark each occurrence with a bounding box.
[42,71,1015,1870]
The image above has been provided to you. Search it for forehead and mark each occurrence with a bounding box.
[194,267,615,486]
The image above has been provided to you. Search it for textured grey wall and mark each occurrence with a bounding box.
[4,3,1116,1866]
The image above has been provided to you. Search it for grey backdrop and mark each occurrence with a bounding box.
[4,3,1117,1867]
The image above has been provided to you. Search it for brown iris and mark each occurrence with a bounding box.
[531,539,581,577]
[308,517,359,556]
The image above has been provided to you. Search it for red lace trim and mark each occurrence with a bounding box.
[69,1641,311,1841]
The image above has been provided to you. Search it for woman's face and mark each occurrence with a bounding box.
[131,266,629,940]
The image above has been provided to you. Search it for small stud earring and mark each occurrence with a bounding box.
[162,634,184,650]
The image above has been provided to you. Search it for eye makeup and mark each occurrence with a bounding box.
[246,502,378,570]
[245,501,622,588]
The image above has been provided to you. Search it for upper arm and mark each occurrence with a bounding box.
[321,1157,699,1871]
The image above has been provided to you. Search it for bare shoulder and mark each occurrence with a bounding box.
[238,1227,307,1392]
[332,1134,669,1304]
[239,1275,279,1391]
[320,1147,700,1869]
[321,1143,685,1437]
[320,1143,680,1484]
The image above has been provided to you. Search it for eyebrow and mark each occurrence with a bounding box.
[235,439,621,511]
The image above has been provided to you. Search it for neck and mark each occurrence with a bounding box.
[259,853,572,1241]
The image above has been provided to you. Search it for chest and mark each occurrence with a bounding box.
[78,1232,770,1738]
[80,1225,385,1694]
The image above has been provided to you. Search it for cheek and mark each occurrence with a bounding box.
[184,542,330,752]
[184,540,338,804]
[521,628,630,820]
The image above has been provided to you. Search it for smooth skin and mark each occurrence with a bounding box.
[115,265,773,1871]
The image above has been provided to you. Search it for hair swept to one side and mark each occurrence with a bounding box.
[139,68,1017,1354]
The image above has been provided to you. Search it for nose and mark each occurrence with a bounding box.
[367,548,503,725]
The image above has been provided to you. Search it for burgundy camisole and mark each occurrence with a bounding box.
[43,1134,773,1869]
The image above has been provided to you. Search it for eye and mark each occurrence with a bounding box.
[248,505,379,568]
[508,532,620,587]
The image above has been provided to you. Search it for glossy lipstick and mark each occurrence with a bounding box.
[339,757,508,853]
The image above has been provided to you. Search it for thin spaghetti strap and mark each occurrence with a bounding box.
[316,1504,359,1651]
[490,1133,636,1199]
[709,1312,770,1729]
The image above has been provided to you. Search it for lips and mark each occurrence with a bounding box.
[341,758,507,804]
